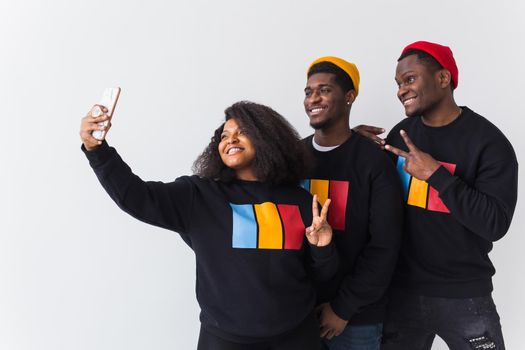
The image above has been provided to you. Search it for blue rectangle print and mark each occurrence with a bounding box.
[230,204,257,248]
[396,156,410,200]
[301,179,311,192]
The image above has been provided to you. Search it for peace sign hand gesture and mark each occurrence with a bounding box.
[306,194,333,247]
[385,129,441,181]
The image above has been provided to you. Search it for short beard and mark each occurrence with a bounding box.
[309,118,333,130]
[405,97,441,118]
[404,108,420,118]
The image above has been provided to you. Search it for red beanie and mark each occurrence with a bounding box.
[401,41,459,89]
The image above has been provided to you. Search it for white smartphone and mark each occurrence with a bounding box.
[91,87,121,140]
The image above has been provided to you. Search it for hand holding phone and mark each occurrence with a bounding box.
[91,87,121,140]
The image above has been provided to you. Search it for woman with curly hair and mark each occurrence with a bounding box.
[80,100,337,350]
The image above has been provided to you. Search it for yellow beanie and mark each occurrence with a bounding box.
[307,56,360,96]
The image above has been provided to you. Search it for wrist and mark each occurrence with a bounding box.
[84,144,100,152]
[423,161,441,181]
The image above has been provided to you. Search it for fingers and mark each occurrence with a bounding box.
[81,133,103,148]
[312,195,332,218]
[324,329,336,340]
[353,125,386,147]
[399,129,417,151]
[79,125,103,147]
[370,134,386,146]
[384,129,417,158]
[80,106,111,150]
[319,199,331,222]
[85,107,110,124]
[312,194,320,217]
[81,115,109,133]
[384,144,409,158]
[320,328,328,338]
[88,105,109,121]
[320,325,332,338]
[353,124,385,136]
[91,104,109,115]
[89,114,110,123]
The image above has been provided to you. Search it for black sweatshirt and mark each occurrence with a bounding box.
[302,133,404,324]
[386,106,518,297]
[82,142,338,342]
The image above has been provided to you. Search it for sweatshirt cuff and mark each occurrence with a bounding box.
[426,165,456,193]
[329,298,353,321]
[308,240,335,260]
[81,141,112,167]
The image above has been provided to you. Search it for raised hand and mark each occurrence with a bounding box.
[352,124,386,148]
[385,129,440,181]
[80,105,111,151]
[306,194,332,247]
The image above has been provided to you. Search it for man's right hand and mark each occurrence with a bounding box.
[352,125,386,148]
[80,105,111,151]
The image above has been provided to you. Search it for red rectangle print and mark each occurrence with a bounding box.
[427,161,457,213]
[328,180,349,231]
[278,204,305,250]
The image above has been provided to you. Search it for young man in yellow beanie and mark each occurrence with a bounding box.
[356,41,518,350]
[301,57,404,350]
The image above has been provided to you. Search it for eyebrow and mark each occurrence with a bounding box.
[304,83,332,91]
[399,70,416,77]
[221,127,240,135]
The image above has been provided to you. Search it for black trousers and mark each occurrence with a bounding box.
[197,312,321,350]
[381,289,505,350]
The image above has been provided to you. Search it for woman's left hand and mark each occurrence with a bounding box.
[306,194,332,247]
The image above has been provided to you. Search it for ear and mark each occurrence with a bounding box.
[438,69,452,89]
[345,90,357,106]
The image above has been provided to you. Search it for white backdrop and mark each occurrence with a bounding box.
[1,0,524,349]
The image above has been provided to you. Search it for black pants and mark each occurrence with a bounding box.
[197,313,321,350]
[381,289,505,350]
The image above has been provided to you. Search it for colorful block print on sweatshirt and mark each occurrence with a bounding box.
[301,179,349,231]
[229,202,306,250]
[396,157,456,213]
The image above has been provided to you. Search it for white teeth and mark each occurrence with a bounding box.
[403,98,415,106]
[227,147,242,155]
[309,107,325,113]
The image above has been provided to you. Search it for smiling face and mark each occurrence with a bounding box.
[395,54,446,117]
[218,118,257,181]
[304,73,351,130]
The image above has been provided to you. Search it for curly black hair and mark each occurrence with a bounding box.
[192,101,311,185]
[307,61,355,93]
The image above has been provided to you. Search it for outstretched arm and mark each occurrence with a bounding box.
[80,106,194,236]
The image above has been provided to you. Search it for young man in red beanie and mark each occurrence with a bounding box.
[302,57,404,350]
[358,41,518,350]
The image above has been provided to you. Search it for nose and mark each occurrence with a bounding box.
[397,84,408,101]
[226,133,239,144]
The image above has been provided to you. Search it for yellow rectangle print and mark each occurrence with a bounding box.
[255,202,283,249]
[407,178,428,209]
[310,179,329,207]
